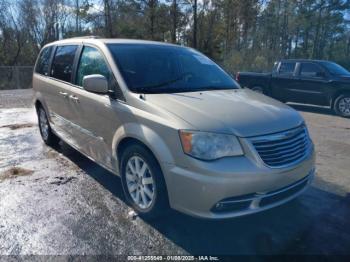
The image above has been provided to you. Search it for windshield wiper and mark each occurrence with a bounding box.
[173,85,238,93]
[134,72,193,92]
[136,85,237,94]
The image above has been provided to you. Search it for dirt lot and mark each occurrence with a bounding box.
[0,89,350,256]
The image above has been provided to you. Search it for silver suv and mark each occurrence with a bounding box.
[33,37,315,219]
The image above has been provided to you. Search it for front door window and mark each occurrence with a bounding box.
[76,46,111,87]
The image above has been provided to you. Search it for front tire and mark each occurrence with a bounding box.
[37,106,60,146]
[120,143,169,219]
[333,94,350,118]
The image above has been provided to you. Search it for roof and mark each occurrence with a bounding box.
[44,36,182,48]
[280,58,330,63]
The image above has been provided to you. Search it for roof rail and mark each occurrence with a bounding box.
[68,35,101,39]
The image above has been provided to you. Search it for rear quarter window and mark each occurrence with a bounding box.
[51,45,78,82]
[279,62,296,75]
[35,46,54,76]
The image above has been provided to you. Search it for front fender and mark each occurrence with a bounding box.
[111,123,175,167]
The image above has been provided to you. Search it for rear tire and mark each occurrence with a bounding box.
[120,143,169,219]
[37,106,60,146]
[333,93,350,118]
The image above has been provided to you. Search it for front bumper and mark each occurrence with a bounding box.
[163,149,315,219]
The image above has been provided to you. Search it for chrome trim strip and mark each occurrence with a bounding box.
[258,139,307,154]
[287,88,323,94]
[253,132,306,148]
[219,171,312,205]
[262,145,308,162]
[250,126,305,146]
[209,169,315,218]
[250,125,305,143]
[51,112,104,142]
[260,145,313,169]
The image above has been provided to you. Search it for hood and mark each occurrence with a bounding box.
[146,89,304,137]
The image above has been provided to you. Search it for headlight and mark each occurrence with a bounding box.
[179,130,243,160]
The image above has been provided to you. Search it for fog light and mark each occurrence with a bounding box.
[211,200,252,213]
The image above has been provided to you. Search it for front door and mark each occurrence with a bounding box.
[293,62,329,105]
[67,45,124,170]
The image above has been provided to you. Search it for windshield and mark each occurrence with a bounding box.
[108,44,239,93]
[320,62,350,76]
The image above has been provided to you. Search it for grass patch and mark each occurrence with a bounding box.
[0,166,34,182]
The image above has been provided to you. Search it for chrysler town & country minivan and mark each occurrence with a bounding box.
[33,37,315,219]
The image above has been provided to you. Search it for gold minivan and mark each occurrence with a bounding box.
[33,37,315,219]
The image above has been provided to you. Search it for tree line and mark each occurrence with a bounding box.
[0,0,349,73]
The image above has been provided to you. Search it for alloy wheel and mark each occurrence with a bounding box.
[126,156,155,209]
[338,97,350,116]
[39,108,49,140]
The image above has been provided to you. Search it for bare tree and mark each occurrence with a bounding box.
[103,0,113,37]
[75,0,81,33]
[171,0,177,43]
[192,0,197,48]
[183,0,197,48]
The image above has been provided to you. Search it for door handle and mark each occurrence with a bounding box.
[69,95,79,103]
[59,91,68,98]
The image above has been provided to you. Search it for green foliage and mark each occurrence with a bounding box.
[0,0,349,73]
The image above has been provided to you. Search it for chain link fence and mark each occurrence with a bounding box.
[0,66,34,90]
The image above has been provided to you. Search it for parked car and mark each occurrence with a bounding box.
[236,59,350,117]
[33,37,315,219]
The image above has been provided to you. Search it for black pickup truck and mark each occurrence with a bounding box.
[236,59,350,117]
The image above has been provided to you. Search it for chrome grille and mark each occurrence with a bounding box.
[250,125,312,168]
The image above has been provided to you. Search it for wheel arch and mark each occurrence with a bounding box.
[113,127,173,205]
[34,99,42,109]
[116,137,151,165]
[250,83,265,89]
[112,123,175,171]
[33,93,51,120]
[250,85,264,90]
[249,84,270,95]
[331,90,350,108]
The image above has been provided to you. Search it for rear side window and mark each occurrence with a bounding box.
[279,62,296,75]
[35,46,53,76]
[76,46,111,87]
[51,45,78,82]
[300,63,323,77]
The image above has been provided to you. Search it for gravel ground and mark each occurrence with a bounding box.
[0,89,350,256]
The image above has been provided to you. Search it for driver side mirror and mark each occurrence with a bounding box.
[83,74,108,94]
